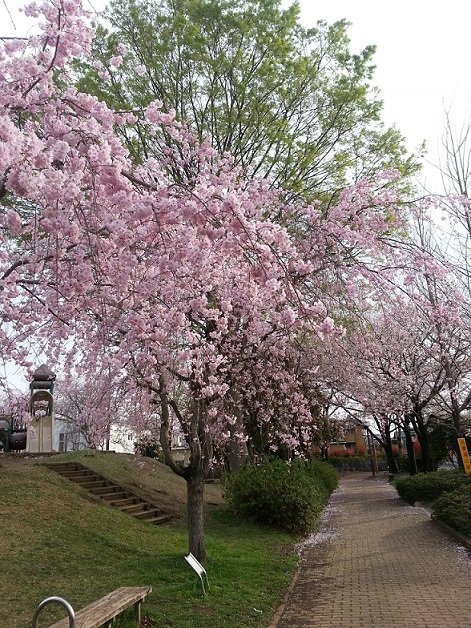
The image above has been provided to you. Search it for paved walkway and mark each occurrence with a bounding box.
[270,474,471,628]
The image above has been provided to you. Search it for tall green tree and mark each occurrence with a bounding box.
[78,0,419,202]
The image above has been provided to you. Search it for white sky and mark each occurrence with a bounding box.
[1,0,470,388]
[294,0,471,192]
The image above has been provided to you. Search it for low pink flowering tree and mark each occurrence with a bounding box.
[311,221,471,474]
[54,367,158,450]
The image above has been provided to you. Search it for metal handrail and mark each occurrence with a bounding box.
[32,596,75,628]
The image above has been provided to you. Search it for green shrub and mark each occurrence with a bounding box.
[223,457,338,535]
[134,437,162,460]
[308,456,339,493]
[432,484,471,537]
[394,470,468,505]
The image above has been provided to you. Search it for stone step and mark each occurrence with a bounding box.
[44,463,81,472]
[67,475,99,484]
[145,515,171,525]
[108,496,138,507]
[73,474,103,481]
[101,493,130,503]
[119,502,146,514]
[133,508,162,520]
[76,480,108,489]
[89,486,120,496]
[44,461,170,525]
[60,470,95,479]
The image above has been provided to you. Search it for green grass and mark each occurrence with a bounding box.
[0,452,298,627]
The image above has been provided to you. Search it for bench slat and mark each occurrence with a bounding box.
[49,586,152,628]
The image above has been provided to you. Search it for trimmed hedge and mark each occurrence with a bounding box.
[394,470,468,505]
[223,457,338,535]
[432,484,471,537]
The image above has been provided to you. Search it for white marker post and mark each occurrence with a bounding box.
[185,553,209,595]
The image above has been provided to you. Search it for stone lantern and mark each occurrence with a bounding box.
[26,364,56,453]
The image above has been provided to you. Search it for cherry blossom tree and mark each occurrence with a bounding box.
[54,368,157,450]
[0,0,349,560]
[2,0,448,558]
[314,216,471,474]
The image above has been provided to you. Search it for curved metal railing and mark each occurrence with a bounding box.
[32,596,75,628]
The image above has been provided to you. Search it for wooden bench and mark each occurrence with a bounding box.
[49,586,152,628]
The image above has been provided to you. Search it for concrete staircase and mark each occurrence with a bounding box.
[44,461,171,525]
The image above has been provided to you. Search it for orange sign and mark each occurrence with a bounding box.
[458,438,471,475]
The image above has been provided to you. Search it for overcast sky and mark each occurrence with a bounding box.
[294,0,471,192]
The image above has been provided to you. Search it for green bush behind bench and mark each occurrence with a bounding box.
[223,457,338,535]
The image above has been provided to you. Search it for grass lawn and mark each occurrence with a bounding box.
[0,451,298,627]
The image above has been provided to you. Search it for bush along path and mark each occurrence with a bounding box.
[394,469,469,506]
[394,469,471,542]
[271,473,471,628]
[224,457,339,535]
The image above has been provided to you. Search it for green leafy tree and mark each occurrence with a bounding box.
[77,0,419,202]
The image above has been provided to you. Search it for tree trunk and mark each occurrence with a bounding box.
[415,425,434,472]
[158,383,208,562]
[366,432,376,476]
[226,391,249,472]
[321,445,328,461]
[384,428,398,474]
[227,436,249,472]
[410,406,434,472]
[404,426,418,475]
[448,390,465,470]
[186,470,206,562]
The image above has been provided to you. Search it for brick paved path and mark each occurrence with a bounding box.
[271,474,471,628]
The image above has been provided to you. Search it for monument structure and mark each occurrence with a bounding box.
[27,364,56,453]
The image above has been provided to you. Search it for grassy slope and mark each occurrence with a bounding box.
[0,452,297,627]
